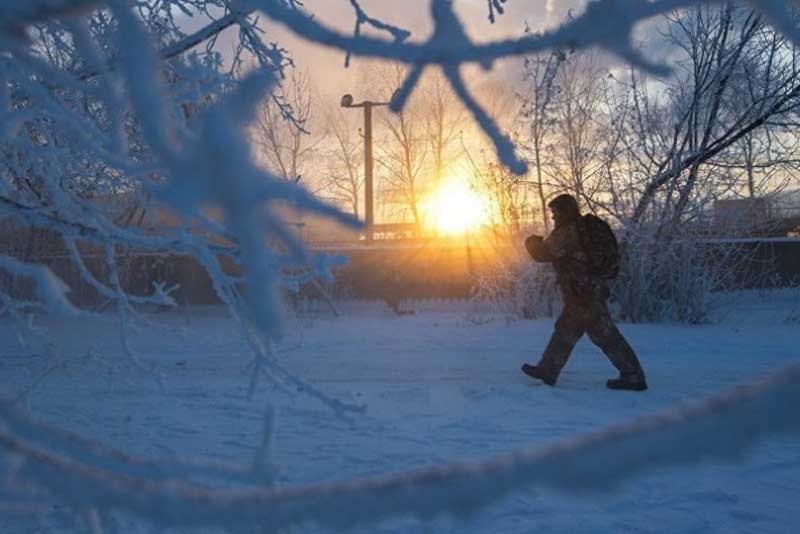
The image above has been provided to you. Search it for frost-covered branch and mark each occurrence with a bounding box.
[0,255,79,316]
[0,0,363,406]
[78,7,255,80]
[344,0,410,67]
[486,0,507,24]
[0,1,100,40]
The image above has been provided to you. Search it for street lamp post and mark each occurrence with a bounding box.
[341,93,391,242]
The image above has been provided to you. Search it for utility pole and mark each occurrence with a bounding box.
[341,93,391,242]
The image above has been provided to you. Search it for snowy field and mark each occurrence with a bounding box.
[1,293,798,533]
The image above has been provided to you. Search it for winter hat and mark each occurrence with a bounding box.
[548,193,580,219]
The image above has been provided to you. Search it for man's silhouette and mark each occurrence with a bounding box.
[521,194,647,391]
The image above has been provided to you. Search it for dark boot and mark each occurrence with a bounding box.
[606,373,648,391]
[521,363,557,386]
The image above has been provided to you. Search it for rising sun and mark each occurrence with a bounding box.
[425,178,488,235]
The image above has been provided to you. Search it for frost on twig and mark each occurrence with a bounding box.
[0,1,101,42]
[487,0,507,24]
[0,255,79,317]
[345,0,411,67]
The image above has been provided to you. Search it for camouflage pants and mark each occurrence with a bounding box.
[537,299,644,380]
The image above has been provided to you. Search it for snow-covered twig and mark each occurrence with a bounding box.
[0,255,79,317]
[344,0,410,67]
[486,0,507,24]
[0,0,100,41]
[102,244,162,382]
[78,7,256,81]
[64,238,175,307]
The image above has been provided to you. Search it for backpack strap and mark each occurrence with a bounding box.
[576,214,593,264]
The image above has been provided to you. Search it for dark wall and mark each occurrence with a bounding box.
[323,240,800,300]
[12,240,800,307]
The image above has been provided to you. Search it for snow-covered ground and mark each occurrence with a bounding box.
[1,292,798,533]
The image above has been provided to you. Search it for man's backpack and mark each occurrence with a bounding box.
[578,214,620,280]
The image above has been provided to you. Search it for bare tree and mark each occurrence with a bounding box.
[370,63,429,233]
[621,4,800,226]
[577,2,800,322]
[252,69,324,186]
[464,145,533,236]
[421,69,468,190]
[547,51,610,211]
[518,47,565,232]
[321,107,364,217]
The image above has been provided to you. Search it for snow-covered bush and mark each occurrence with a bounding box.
[472,241,559,322]
[473,225,771,326]
[614,228,774,324]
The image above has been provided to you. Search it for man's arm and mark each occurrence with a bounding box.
[526,224,584,263]
[525,234,557,262]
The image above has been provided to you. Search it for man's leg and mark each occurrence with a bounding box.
[525,304,586,384]
[585,301,647,389]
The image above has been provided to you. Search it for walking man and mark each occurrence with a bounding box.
[521,194,647,391]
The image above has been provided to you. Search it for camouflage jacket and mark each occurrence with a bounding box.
[526,221,610,302]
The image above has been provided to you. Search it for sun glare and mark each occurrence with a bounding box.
[425,178,488,235]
